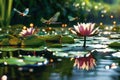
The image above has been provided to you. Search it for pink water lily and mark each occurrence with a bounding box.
[72,23,99,36]
[71,23,99,48]
[19,26,35,37]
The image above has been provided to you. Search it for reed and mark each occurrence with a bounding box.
[0,0,13,28]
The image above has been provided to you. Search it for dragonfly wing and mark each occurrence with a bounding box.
[23,8,29,16]
[40,18,48,23]
[68,16,79,21]
[49,12,60,22]
[50,22,62,24]
[13,8,23,14]
[25,15,31,17]
[68,15,76,21]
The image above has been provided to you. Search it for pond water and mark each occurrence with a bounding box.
[48,35,120,80]
[0,33,120,80]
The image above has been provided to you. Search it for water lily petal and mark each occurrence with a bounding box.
[85,28,90,36]
[71,29,77,35]
[19,27,36,37]
[87,23,93,34]
[90,23,95,33]
[27,28,35,34]
[74,25,80,33]
[90,27,99,35]
[27,28,32,34]
[79,24,85,35]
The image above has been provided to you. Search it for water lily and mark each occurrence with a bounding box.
[19,26,35,37]
[73,53,96,70]
[71,23,99,48]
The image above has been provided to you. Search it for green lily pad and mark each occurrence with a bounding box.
[68,51,88,57]
[0,47,19,51]
[0,59,4,63]
[23,56,46,62]
[54,52,68,57]
[5,57,26,66]
[23,56,47,65]
[21,47,44,51]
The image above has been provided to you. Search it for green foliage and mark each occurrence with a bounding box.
[23,36,46,48]
[23,56,46,62]
[0,38,9,46]
[0,34,74,48]
[61,36,74,44]
[108,42,120,48]
[38,35,61,47]
[48,44,62,48]
[0,0,13,27]
[11,24,24,29]
[9,37,21,46]
[39,35,62,44]
[23,56,46,65]
[10,0,114,26]
[0,27,8,34]
[0,34,9,39]
[4,57,26,66]
[0,34,21,46]
[38,35,74,47]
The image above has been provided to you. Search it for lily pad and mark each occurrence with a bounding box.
[48,48,64,52]
[0,59,4,63]
[23,56,48,65]
[54,52,68,57]
[23,56,46,62]
[95,48,117,53]
[68,51,88,57]
[0,47,19,51]
[5,57,26,66]
[87,44,107,49]
[21,47,44,51]
[112,52,120,58]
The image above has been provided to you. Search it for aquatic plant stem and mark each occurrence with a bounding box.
[83,36,86,48]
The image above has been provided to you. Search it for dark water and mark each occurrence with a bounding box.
[0,55,120,80]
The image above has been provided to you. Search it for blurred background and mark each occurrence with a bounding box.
[9,0,120,26]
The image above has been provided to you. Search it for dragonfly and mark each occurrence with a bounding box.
[68,15,79,21]
[40,12,61,24]
[13,8,31,17]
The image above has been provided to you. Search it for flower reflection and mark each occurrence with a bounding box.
[73,53,96,70]
[105,63,118,70]
[111,63,118,69]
